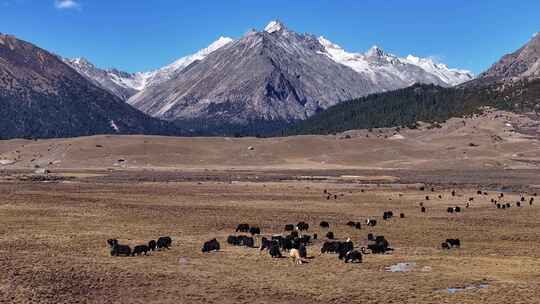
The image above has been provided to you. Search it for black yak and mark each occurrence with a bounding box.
[202,239,220,253]
[132,245,149,256]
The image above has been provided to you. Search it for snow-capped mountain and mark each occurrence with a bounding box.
[317,36,473,88]
[136,36,234,90]
[63,57,145,100]
[64,36,233,100]
[128,21,381,123]
[65,20,473,132]
[128,21,474,126]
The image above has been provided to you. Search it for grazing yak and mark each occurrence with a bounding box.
[227,235,254,247]
[321,241,341,254]
[425,196,430,201]
[313,233,318,240]
[298,244,307,259]
[421,207,426,213]
[108,239,131,257]
[441,242,451,250]
[447,207,454,213]
[337,239,354,260]
[298,235,311,246]
[344,250,362,263]
[354,222,362,229]
[269,244,282,258]
[132,245,149,256]
[236,223,250,233]
[445,239,461,248]
[362,236,392,254]
[290,249,303,265]
[399,213,405,219]
[530,198,534,205]
[148,240,157,251]
[346,221,356,227]
[367,233,374,241]
[156,236,172,250]
[273,235,294,251]
[297,222,309,231]
[451,190,456,197]
[366,219,377,227]
[284,224,295,231]
[383,211,393,220]
[259,237,275,251]
[326,232,335,239]
[249,227,261,235]
[319,221,330,229]
[202,239,220,253]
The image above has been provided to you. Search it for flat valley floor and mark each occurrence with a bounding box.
[1,111,540,303]
[1,169,540,304]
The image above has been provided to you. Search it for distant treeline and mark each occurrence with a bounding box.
[172,79,540,138]
[279,78,540,136]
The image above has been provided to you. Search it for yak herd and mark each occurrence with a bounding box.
[201,219,393,265]
[107,236,171,256]
[107,187,537,267]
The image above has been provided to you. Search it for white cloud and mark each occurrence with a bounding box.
[54,0,80,9]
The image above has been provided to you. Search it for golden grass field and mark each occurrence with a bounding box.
[1,170,540,304]
[1,110,540,303]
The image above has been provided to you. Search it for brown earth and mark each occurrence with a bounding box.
[1,110,540,303]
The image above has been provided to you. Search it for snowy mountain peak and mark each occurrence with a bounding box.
[265,20,286,33]
[318,36,341,50]
[206,36,234,52]
[70,57,93,67]
[318,36,473,87]
[66,36,234,100]
[365,45,386,58]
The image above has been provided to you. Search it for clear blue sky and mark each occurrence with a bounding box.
[1,0,539,74]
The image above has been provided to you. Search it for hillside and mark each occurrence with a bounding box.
[0,33,181,140]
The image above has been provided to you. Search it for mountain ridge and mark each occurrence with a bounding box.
[126,21,474,130]
[0,33,181,139]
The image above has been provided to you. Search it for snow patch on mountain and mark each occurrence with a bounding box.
[137,36,234,90]
[65,37,234,100]
[265,20,284,33]
[318,36,473,86]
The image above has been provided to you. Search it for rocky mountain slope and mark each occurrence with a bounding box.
[127,21,473,128]
[480,33,540,80]
[0,33,179,139]
[318,37,472,88]
[64,37,233,100]
[285,33,540,136]
[66,21,472,131]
